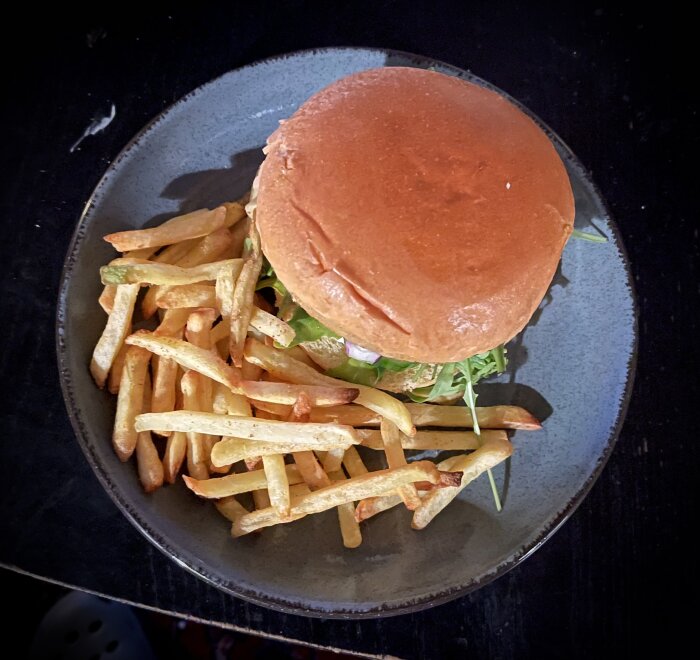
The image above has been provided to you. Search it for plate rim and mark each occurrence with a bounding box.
[55,46,638,618]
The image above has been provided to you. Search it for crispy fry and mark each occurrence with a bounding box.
[155,284,217,309]
[411,437,513,530]
[112,345,150,461]
[211,438,351,467]
[321,447,346,473]
[125,334,240,391]
[262,454,290,516]
[99,284,116,314]
[380,418,421,510]
[151,352,179,420]
[153,308,194,336]
[241,358,263,382]
[101,258,242,286]
[232,462,458,536]
[249,308,295,347]
[215,262,236,318]
[107,341,129,394]
[329,469,362,549]
[243,380,358,406]
[354,492,405,522]
[284,345,321,370]
[305,403,541,430]
[212,382,252,417]
[185,309,217,349]
[229,225,262,367]
[183,464,303,499]
[104,206,228,252]
[342,445,369,478]
[136,431,164,493]
[357,429,506,450]
[209,319,229,347]
[135,411,360,446]
[163,431,187,484]
[214,496,250,523]
[90,283,140,388]
[243,339,415,436]
[180,371,208,468]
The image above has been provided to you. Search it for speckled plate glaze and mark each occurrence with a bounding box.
[56,48,637,618]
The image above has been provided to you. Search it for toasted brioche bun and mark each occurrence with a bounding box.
[256,67,574,363]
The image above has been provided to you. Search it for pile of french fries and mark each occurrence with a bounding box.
[90,200,541,548]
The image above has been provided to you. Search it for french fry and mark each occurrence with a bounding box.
[329,469,362,549]
[241,357,263,382]
[141,228,234,319]
[262,454,290,516]
[249,308,295,347]
[357,429,506,451]
[125,334,240,391]
[99,284,116,314]
[151,351,179,421]
[181,371,208,468]
[112,345,150,461]
[215,263,236,318]
[107,341,129,394]
[354,492,405,522]
[411,436,514,530]
[342,445,369,478]
[90,283,140,388]
[242,380,358,406]
[229,225,262,367]
[380,418,421,510]
[149,237,199,265]
[251,486,271,510]
[321,447,346,473]
[305,403,541,431]
[214,496,250,523]
[154,308,194,336]
[135,411,360,446]
[212,382,252,417]
[103,206,228,252]
[100,258,242,286]
[226,212,250,257]
[209,319,229,347]
[243,339,415,436]
[163,431,187,484]
[232,461,460,536]
[186,309,216,352]
[155,284,217,309]
[183,464,303,498]
[211,438,351,467]
[136,431,164,493]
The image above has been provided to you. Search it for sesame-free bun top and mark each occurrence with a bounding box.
[255,67,574,363]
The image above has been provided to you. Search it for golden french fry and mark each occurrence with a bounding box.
[232,461,458,536]
[107,341,129,394]
[209,319,229,346]
[90,283,140,388]
[211,438,351,467]
[180,371,208,468]
[112,345,150,461]
[163,431,187,484]
[149,237,199,264]
[99,284,116,314]
[212,382,252,417]
[155,284,217,309]
[183,464,303,498]
[153,308,194,336]
[242,380,358,406]
[292,451,332,490]
[241,357,263,382]
[229,226,262,367]
[342,445,369,478]
[215,264,236,318]
[185,309,217,349]
[249,308,295,347]
[262,454,290,516]
[411,437,514,530]
[226,213,250,258]
[141,228,234,319]
[243,339,415,436]
[135,411,360,446]
[380,418,421,510]
[321,447,346,473]
[357,429,506,450]
[125,334,240,391]
[103,206,228,252]
[354,492,405,522]
[306,403,541,431]
[328,469,362,549]
[136,431,164,493]
[284,345,322,370]
[101,258,242,286]
[251,486,270,510]
[151,351,179,420]
[214,496,250,523]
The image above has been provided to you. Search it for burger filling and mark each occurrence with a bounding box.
[256,259,507,400]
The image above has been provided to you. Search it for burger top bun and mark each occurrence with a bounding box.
[255,67,574,363]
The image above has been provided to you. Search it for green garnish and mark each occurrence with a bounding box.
[285,307,340,348]
[571,228,607,243]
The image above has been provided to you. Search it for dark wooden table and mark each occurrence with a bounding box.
[2,3,697,658]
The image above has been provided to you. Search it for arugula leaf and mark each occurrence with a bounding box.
[571,228,607,243]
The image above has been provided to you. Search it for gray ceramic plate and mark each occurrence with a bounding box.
[57,48,637,618]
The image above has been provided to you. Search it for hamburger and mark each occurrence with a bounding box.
[248,66,574,402]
